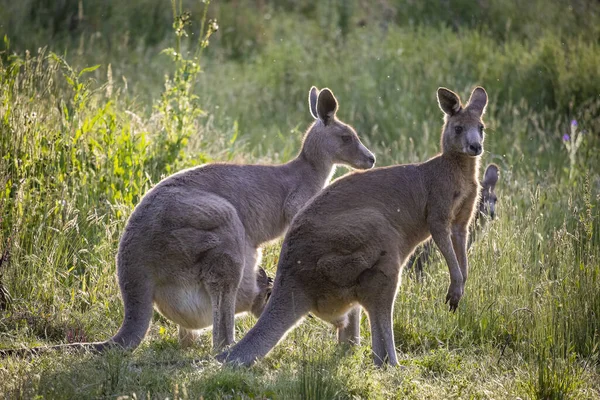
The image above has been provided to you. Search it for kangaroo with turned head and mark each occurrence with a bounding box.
[218,86,489,367]
[411,162,499,276]
[1,86,375,357]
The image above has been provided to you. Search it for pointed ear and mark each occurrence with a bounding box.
[257,268,271,288]
[437,87,462,116]
[467,86,488,116]
[308,86,319,119]
[316,88,338,125]
[258,267,267,280]
[482,163,499,189]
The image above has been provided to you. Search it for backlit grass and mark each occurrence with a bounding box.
[1,1,599,398]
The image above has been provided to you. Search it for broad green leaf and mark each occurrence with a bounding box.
[78,64,101,77]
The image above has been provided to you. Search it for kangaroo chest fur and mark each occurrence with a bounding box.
[423,155,480,226]
[448,177,479,222]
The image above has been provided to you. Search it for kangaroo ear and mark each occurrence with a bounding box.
[258,267,267,281]
[316,88,338,125]
[467,86,488,116]
[257,268,272,288]
[482,163,499,189]
[437,87,462,116]
[309,86,319,119]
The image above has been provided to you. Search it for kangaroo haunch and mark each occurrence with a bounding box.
[218,86,489,367]
[1,86,375,357]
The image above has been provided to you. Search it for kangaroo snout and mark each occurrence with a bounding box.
[468,143,482,156]
[339,142,375,170]
[364,151,376,169]
[358,145,376,169]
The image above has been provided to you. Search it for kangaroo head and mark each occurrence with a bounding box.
[251,268,273,318]
[479,163,499,219]
[302,86,375,170]
[437,86,488,157]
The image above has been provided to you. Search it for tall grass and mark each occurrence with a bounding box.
[0,0,226,340]
[1,1,599,398]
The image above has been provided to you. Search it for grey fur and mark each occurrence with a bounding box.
[218,86,488,367]
[411,163,501,276]
[1,87,374,357]
[479,163,499,222]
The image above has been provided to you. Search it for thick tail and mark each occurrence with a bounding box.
[1,298,153,358]
[0,339,115,358]
[1,260,154,358]
[216,279,311,366]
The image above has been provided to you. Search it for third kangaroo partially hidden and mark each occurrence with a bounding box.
[218,86,489,367]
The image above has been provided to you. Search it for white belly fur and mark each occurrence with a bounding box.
[154,284,213,330]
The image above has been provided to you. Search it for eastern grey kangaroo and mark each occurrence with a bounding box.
[218,86,488,367]
[476,163,499,226]
[1,86,375,356]
[411,163,499,276]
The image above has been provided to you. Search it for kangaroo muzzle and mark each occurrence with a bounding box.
[465,129,483,156]
[359,144,376,169]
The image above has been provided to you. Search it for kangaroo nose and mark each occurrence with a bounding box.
[368,155,375,165]
[469,144,482,155]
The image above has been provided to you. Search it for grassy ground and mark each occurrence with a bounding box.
[1,1,599,398]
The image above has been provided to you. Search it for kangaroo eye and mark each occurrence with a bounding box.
[341,135,352,143]
[454,126,463,134]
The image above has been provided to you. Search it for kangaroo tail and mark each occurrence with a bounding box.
[1,295,153,358]
[2,258,155,358]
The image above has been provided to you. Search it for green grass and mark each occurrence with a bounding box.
[1,1,600,398]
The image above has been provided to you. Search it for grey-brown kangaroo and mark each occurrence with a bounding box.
[411,163,499,276]
[217,86,488,367]
[476,163,499,226]
[1,86,375,356]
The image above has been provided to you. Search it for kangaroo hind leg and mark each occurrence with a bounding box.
[203,242,245,351]
[206,279,239,351]
[358,255,401,367]
[217,277,312,366]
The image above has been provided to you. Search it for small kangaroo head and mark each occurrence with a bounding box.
[251,268,273,318]
[479,163,499,219]
[302,86,375,170]
[437,87,488,157]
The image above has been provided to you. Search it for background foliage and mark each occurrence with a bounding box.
[1,0,599,398]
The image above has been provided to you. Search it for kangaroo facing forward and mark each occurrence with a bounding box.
[2,87,375,356]
[218,86,488,367]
